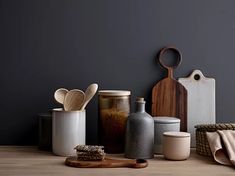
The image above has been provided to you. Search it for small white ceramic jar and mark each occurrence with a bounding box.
[52,108,86,156]
[163,131,191,160]
[153,117,180,154]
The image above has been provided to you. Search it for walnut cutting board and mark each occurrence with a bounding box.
[152,47,187,131]
[178,70,216,147]
[65,156,148,168]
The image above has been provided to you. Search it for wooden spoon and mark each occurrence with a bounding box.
[64,89,85,111]
[80,83,98,110]
[54,88,68,104]
[65,156,148,168]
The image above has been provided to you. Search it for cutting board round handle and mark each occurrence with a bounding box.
[158,46,182,78]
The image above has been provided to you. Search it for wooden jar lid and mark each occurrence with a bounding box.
[98,90,131,96]
[153,117,180,124]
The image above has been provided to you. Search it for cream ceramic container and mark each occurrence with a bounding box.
[52,108,86,156]
[163,131,190,160]
[153,117,180,154]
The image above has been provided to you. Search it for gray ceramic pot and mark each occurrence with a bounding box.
[153,117,180,154]
[125,98,154,159]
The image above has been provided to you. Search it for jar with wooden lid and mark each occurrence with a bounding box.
[98,90,131,153]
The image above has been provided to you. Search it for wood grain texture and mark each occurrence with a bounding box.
[65,156,148,168]
[0,146,234,176]
[152,46,187,131]
[64,89,85,111]
[54,88,68,104]
[152,77,187,131]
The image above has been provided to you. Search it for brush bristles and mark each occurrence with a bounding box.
[74,145,105,161]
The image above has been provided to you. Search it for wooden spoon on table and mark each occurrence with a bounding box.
[54,88,68,104]
[65,156,148,168]
[80,83,98,111]
[64,89,85,111]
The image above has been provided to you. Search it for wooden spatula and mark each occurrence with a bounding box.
[54,88,68,104]
[151,46,187,131]
[64,89,85,111]
[80,83,98,111]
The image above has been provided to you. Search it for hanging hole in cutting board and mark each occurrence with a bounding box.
[194,74,201,81]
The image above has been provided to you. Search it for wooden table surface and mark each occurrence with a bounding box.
[0,146,234,176]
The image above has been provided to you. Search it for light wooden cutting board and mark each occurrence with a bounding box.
[178,70,215,147]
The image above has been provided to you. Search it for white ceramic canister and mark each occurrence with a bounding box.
[163,131,191,160]
[153,117,180,154]
[52,108,86,156]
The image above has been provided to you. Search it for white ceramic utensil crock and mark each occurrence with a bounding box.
[52,108,85,156]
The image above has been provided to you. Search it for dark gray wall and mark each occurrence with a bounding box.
[1,0,235,145]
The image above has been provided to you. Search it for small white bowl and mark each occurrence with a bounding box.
[163,131,191,160]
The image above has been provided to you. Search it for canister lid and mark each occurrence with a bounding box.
[163,131,190,138]
[153,117,180,124]
[98,90,131,96]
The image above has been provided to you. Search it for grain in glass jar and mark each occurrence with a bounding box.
[98,90,131,153]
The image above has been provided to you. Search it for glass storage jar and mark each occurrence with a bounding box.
[98,90,131,153]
